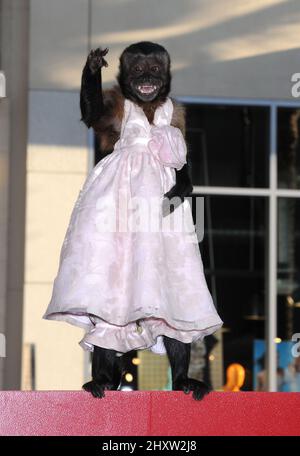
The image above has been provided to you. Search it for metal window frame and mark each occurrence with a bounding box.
[178,95,300,392]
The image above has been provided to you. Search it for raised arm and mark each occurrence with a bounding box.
[80,48,109,128]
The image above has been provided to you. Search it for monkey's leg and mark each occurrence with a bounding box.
[112,355,124,390]
[163,335,211,401]
[82,345,122,398]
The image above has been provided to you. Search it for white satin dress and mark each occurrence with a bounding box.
[43,97,223,355]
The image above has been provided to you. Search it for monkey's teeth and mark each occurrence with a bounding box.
[138,85,156,94]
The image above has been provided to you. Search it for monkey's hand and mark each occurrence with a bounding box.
[87,47,109,74]
[162,164,193,217]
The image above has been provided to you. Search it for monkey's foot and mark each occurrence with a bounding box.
[82,379,115,398]
[173,378,211,401]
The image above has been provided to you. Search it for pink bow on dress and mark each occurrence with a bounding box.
[148,125,187,170]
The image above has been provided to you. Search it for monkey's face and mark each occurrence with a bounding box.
[118,48,171,103]
[128,55,167,102]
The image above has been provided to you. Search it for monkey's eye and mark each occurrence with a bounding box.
[151,66,160,73]
[134,65,143,73]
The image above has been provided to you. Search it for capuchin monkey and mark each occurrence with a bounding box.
[80,41,211,400]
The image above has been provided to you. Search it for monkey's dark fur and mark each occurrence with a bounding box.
[80,41,210,400]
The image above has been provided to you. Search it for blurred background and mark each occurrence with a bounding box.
[1,0,300,393]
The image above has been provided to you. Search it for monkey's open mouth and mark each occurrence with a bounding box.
[137,84,157,94]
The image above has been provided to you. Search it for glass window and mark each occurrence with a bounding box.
[278,108,300,189]
[186,104,269,188]
[275,198,300,392]
[196,195,267,390]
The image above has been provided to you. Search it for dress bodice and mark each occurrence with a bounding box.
[118,97,187,170]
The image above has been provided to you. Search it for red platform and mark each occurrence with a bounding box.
[0,391,300,436]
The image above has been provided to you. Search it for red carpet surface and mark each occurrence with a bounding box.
[0,391,299,436]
